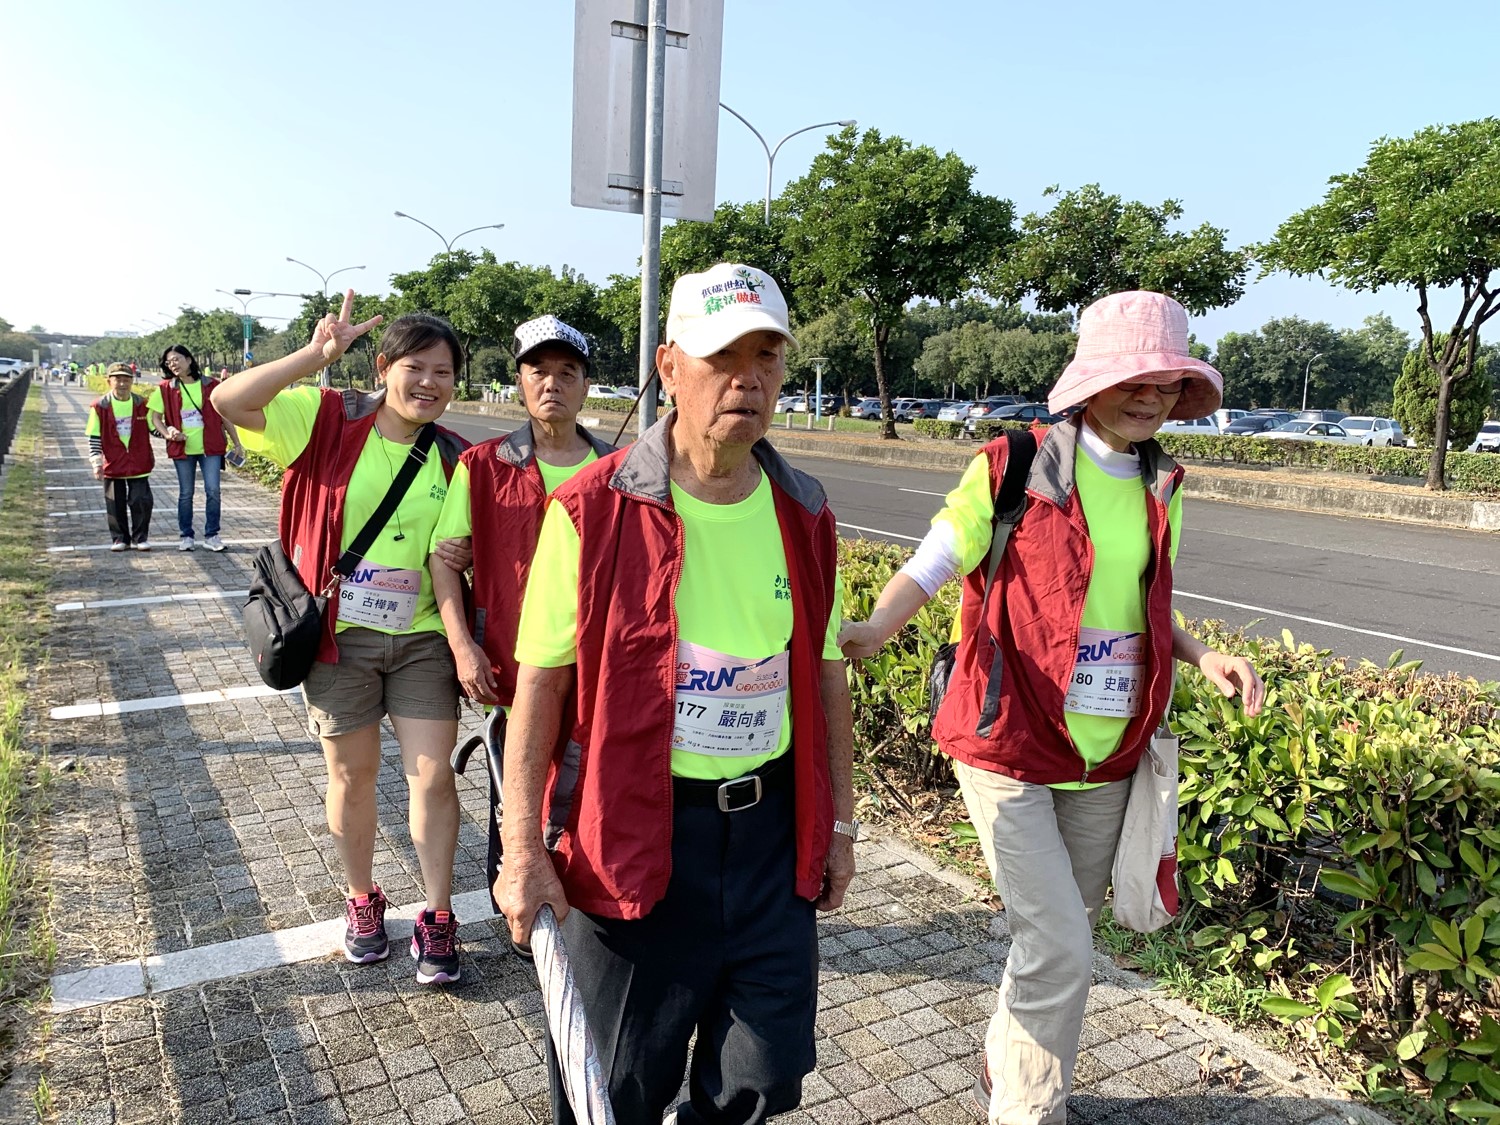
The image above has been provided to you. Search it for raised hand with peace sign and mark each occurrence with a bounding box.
[312,289,384,363]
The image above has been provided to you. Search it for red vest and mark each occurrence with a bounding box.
[159,377,228,459]
[542,416,840,920]
[276,388,469,663]
[463,423,616,708]
[93,394,155,478]
[932,420,1182,785]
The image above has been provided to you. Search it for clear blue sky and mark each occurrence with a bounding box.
[4,0,1494,351]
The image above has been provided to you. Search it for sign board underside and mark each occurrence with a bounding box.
[571,0,723,222]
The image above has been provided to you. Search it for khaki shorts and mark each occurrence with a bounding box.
[303,627,459,737]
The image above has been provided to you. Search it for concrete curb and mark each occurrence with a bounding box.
[444,402,1500,534]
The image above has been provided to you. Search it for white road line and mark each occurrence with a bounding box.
[50,887,496,1012]
[838,522,922,543]
[48,537,269,553]
[54,589,247,612]
[1175,591,1500,664]
[50,683,298,720]
[48,507,277,518]
[46,485,106,491]
[898,487,948,497]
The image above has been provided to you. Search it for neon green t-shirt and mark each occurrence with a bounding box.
[516,472,843,780]
[241,386,451,637]
[147,380,211,456]
[428,450,599,549]
[86,397,150,479]
[934,444,1182,788]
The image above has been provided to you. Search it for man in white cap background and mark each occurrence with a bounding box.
[838,290,1264,1125]
[429,314,616,710]
[499,262,857,1125]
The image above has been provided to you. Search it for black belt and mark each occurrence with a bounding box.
[673,752,793,812]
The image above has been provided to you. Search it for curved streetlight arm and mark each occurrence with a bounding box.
[284,256,329,293]
[720,104,854,223]
[1301,351,1324,412]
[447,224,505,251]
[324,264,365,290]
[394,210,451,251]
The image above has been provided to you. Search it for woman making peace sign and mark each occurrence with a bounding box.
[213,294,473,985]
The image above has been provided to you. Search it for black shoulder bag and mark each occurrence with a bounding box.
[244,423,437,690]
[927,428,1039,724]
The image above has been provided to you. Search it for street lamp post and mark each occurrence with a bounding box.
[1302,352,1324,412]
[718,105,856,223]
[216,289,302,371]
[285,259,366,385]
[393,211,505,253]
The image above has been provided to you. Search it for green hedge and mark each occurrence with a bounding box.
[836,536,1500,1118]
[951,424,1500,496]
[913,419,965,440]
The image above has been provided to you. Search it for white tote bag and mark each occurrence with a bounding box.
[1110,727,1181,933]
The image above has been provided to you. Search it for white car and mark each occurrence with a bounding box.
[1339,416,1401,447]
[1257,420,1355,444]
[937,401,973,422]
[1469,421,1500,454]
[1156,416,1220,436]
[0,358,31,377]
[1212,408,1247,431]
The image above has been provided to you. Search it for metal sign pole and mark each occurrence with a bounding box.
[637,0,667,433]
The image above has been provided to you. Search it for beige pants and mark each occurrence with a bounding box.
[953,759,1131,1125]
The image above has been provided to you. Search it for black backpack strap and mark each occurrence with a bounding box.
[332,423,436,582]
[973,428,1038,629]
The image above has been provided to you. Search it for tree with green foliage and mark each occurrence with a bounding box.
[989,183,1248,315]
[1259,118,1500,489]
[660,201,796,314]
[782,127,1015,438]
[1393,339,1491,451]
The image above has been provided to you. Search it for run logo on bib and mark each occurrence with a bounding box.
[672,642,788,757]
[115,414,133,443]
[339,565,421,631]
[1064,628,1145,717]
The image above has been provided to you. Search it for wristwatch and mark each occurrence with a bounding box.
[833,819,861,842]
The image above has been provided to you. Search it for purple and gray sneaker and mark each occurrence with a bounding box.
[343,886,390,964]
[411,908,462,985]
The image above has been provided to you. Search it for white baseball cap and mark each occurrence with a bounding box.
[664,263,797,358]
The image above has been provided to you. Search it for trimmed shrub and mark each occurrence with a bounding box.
[912,419,963,440]
[1393,339,1491,451]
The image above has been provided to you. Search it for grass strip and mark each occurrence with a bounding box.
[0,385,57,1101]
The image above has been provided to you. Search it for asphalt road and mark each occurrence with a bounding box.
[442,412,1500,682]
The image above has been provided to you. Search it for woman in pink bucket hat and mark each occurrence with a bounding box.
[839,290,1263,1123]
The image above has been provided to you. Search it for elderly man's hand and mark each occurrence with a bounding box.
[836,619,885,661]
[499,848,570,945]
[432,536,474,574]
[815,834,856,912]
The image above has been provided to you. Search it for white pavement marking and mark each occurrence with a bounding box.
[838,522,922,543]
[1175,591,1500,665]
[50,888,495,1012]
[48,537,269,553]
[54,589,248,612]
[898,487,948,497]
[49,507,277,518]
[50,683,299,720]
[46,485,106,491]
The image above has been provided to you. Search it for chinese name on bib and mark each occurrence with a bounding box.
[339,565,421,631]
[672,642,788,757]
[1064,628,1144,717]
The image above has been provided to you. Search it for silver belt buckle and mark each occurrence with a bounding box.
[716,774,763,813]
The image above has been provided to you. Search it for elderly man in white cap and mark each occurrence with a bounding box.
[839,290,1264,1124]
[499,263,857,1125]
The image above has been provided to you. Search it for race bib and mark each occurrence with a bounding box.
[1064,628,1144,717]
[672,642,788,758]
[338,565,421,631]
[115,414,133,443]
[180,407,203,430]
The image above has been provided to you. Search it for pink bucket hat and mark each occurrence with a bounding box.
[1047,291,1223,420]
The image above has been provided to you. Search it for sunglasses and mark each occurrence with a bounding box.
[1116,378,1187,395]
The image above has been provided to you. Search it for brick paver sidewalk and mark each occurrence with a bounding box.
[27,385,1382,1124]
